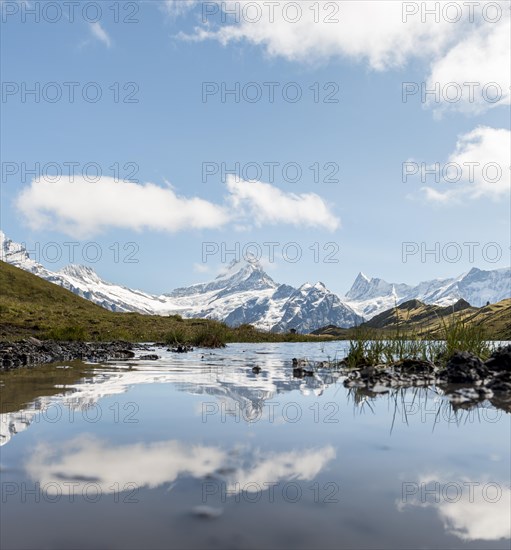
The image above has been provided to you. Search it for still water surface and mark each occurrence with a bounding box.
[1,342,510,549]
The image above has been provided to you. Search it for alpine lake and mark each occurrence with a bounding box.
[1,342,510,550]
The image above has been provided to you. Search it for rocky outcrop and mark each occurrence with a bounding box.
[0,338,138,370]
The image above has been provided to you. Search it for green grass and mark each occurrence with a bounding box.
[437,315,493,360]
[344,313,495,368]
[44,325,90,341]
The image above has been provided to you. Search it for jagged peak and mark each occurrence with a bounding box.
[298,282,313,291]
[296,281,330,295]
[216,255,264,279]
[356,271,370,282]
[456,267,483,281]
[314,281,328,290]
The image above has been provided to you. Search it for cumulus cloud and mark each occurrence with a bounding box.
[420,126,511,203]
[16,177,229,238]
[182,1,454,68]
[398,473,511,542]
[89,22,111,48]
[16,175,339,237]
[232,446,336,492]
[226,175,340,231]
[426,15,511,114]
[179,1,510,114]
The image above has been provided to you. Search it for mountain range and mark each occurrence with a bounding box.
[1,231,509,333]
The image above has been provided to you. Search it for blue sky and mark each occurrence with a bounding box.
[1,0,510,296]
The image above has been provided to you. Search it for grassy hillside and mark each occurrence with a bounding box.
[313,298,511,340]
[0,261,328,343]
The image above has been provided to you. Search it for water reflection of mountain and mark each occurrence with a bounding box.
[173,365,342,421]
[2,343,509,446]
[0,346,344,446]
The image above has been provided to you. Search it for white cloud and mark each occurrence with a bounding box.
[89,22,111,48]
[426,15,511,114]
[398,473,511,542]
[193,262,211,273]
[226,175,340,231]
[180,1,510,114]
[163,0,200,17]
[420,186,457,204]
[25,435,336,497]
[183,1,454,68]
[421,126,511,203]
[231,446,336,492]
[16,177,229,238]
[16,175,339,237]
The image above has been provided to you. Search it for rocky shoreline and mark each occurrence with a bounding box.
[341,345,511,411]
[0,339,200,370]
[0,338,146,370]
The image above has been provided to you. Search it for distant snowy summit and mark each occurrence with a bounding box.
[0,232,362,332]
[1,230,509,332]
[343,268,511,317]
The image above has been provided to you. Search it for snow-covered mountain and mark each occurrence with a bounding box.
[272,282,361,333]
[344,268,511,318]
[1,231,508,330]
[0,231,362,332]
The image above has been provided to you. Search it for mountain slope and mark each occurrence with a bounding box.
[0,232,361,333]
[312,298,511,340]
[273,282,363,332]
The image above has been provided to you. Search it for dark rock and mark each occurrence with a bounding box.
[485,345,511,373]
[251,366,261,374]
[292,367,314,378]
[170,345,193,353]
[139,354,159,361]
[439,352,488,384]
[488,377,511,393]
[27,337,42,346]
[360,366,377,379]
[394,358,435,374]
[0,340,136,370]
